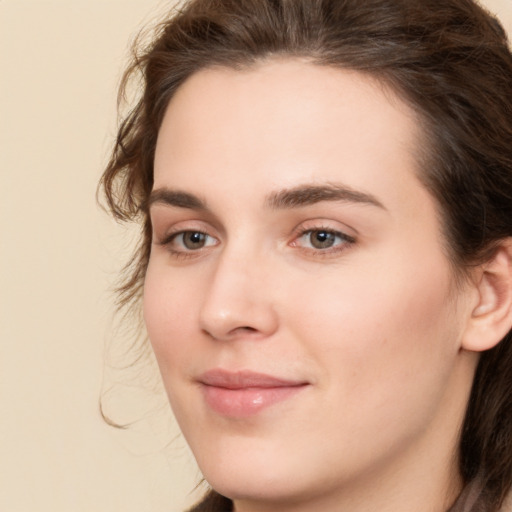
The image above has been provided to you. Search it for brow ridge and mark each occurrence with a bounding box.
[148,188,207,210]
[148,183,385,212]
[265,183,385,210]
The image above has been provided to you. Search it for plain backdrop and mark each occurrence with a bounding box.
[1,1,511,511]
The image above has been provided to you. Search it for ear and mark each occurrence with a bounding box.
[462,239,512,352]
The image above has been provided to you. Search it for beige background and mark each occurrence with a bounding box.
[1,1,511,511]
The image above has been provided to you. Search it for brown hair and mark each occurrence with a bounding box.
[100,0,512,509]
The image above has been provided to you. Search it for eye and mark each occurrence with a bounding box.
[303,230,338,249]
[167,230,218,252]
[293,228,355,251]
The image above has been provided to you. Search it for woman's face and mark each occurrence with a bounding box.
[145,60,477,510]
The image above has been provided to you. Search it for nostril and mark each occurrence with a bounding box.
[198,291,279,340]
[230,326,259,336]
[202,325,259,341]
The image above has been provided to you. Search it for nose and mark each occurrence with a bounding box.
[198,247,279,341]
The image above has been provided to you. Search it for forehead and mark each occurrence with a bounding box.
[153,59,426,215]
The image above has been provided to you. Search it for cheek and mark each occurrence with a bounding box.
[142,263,198,375]
[289,250,460,406]
[276,254,462,473]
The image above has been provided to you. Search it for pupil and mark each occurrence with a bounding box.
[185,232,205,249]
[312,231,334,249]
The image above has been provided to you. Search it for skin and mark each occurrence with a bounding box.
[144,60,483,512]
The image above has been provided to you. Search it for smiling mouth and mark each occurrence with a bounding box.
[198,369,310,417]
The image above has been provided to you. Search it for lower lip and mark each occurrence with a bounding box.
[202,385,307,417]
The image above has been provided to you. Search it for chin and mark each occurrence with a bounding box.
[204,470,308,506]
[194,438,336,508]
[193,441,305,501]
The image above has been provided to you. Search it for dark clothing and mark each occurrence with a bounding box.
[187,491,233,512]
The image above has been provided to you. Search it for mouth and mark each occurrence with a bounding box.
[198,369,310,418]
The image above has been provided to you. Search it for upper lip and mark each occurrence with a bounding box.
[198,369,308,389]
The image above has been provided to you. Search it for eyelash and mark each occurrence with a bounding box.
[292,227,356,255]
[156,226,355,260]
[157,230,217,260]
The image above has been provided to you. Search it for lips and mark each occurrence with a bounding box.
[198,369,309,417]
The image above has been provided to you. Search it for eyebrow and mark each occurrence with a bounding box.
[265,183,386,210]
[148,183,386,212]
[148,188,208,210]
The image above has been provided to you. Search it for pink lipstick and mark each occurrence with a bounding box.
[198,369,309,417]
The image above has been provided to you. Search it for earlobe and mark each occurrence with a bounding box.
[462,239,512,352]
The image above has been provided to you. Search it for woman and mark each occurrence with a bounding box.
[100,0,512,510]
